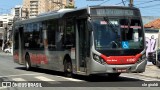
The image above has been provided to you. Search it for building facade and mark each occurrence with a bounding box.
[143,18,160,57]
[0,14,14,47]
[22,0,74,18]
[11,5,23,20]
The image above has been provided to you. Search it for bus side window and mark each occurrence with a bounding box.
[27,23,33,49]
[14,30,19,49]
[32,23,41,49]
[56,26,64,50]
[47,20,56,51]
[39,27,44,49]
[64,19,75,49]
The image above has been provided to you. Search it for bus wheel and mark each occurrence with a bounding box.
[64,60,73,78]
[107,73,121,78]
[25,55,31,70]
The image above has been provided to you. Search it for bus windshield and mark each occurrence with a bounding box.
[92,17,144,50]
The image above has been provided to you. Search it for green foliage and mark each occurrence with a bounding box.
[65,5,75,8]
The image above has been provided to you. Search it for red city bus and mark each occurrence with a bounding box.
[13,6,146,78]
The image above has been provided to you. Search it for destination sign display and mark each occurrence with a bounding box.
[90,8,138,16]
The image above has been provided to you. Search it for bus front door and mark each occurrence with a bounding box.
[76,19,87,73]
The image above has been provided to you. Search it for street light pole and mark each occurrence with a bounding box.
[129,0,133,7]
[2,26,7,51]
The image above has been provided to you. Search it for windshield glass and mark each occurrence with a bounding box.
[92,17,144,50]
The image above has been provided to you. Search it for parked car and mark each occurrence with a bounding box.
[147,51,156,65]
[4,47,12,53]
[147,49,160,68]
[156,49,160,68]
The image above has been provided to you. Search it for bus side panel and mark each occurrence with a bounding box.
[13,50,19,63]
[13,27,24,65]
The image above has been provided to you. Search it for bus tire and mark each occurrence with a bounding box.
[108,73,121,78]
[25,55,31,70]
[64,59,73,78]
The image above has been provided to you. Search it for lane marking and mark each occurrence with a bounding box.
[56,76,83,82]
[35,76,55,81]
[12,78,26,81]
[0,87,7,90]
[0,73,42,78]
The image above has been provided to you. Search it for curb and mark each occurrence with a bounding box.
[0,53,13,56]
[133,73,160,79]
[146,65,160,70]
[133,65,160,79]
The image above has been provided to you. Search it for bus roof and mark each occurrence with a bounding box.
[14,6,139,25]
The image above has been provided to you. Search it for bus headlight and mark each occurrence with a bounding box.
[93,54,106,64]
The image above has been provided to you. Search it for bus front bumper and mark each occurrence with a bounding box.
[89,59,147,74]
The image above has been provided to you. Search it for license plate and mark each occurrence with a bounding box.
[116,68,127,73]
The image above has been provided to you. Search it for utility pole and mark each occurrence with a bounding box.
[129,0,133,7]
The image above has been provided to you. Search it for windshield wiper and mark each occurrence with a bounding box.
[103,16,118,33]
[122,18,131,33]
[128,18,131,31]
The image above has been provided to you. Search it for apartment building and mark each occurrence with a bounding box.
[11,5,23,20]
[22,0,74,18]
[0,14,14,46]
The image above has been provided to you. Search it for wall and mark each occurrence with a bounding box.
[145,32,158,57]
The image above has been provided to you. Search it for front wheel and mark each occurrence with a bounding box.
[64,60,73,78]
[25,55,32,70]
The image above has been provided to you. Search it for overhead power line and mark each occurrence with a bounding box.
[139,3,160,8]
[98,0,110,5]
[115,0,127,5]
[122,0,125,6]
[135,0,160,5]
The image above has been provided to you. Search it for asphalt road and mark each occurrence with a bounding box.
[0,54,159,90]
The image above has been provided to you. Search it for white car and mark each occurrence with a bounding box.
[4,48,12,53]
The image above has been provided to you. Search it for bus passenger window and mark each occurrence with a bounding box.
[64,19,75,49]
[47,20,57,51]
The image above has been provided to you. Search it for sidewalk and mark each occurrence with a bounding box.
[135,65,160,79]
[0,51,12,56]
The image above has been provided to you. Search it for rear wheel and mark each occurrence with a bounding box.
[25,55,31,70]
[64,60,73,78]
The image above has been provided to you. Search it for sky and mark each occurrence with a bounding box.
[0,0,160,16]
[0,0,22,14]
